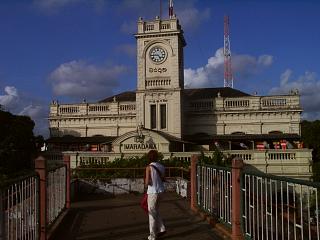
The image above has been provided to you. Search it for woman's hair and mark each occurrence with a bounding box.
[147,150,158,163]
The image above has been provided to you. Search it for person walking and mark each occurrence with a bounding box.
[144,150,166,240]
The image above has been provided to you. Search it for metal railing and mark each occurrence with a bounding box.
[0,156,70,240]
[196,164,232,225]
[47,165,66,226]
[0,174,39,240]
[242,170,320,240]
[192,157,319,239]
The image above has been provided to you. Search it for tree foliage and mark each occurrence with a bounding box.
[301,120,320,181]
[199,148,230,167]
[0,110,42,178]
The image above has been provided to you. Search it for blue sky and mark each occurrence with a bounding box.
[0,0,319,137]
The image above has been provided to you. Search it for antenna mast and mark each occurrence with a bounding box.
[224,15,233,88]
[169,0,174,18]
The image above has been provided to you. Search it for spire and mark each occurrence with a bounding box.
[169,0,174,18]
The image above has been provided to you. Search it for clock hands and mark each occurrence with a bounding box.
[150,47,166,63]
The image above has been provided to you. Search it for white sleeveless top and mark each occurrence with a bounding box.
[147,162,165,194]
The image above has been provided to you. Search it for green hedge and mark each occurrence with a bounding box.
[74,153,190,180]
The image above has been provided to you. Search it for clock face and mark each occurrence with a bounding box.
[149,47,167,63]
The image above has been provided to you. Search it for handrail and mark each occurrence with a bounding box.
[197,163,231,172]
[192,155,320,239]
[243,167,320,187]
[0,171,38,189]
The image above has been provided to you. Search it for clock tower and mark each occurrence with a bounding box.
[135,15,186,138]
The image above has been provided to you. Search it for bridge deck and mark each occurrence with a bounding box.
[52,192,224,240]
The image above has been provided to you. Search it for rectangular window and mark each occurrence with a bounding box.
[160,104,166,129]
[150,105,156,129]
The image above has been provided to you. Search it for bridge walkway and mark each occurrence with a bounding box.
[51,192,225,240]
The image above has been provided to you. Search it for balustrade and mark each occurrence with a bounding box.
[262,98,287,107]
[88,105,109,113]
[119,104,136,112]
[189,101,214,111]
[225,99,250,108]
[161,23,170,30]
[146,78,171,87]
[59,106,79,114]
[145,24,154,31]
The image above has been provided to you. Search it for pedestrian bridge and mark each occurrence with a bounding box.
[1,155,319,240]
[51,192,222,240]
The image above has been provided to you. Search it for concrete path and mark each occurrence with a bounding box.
[52,192,224,240]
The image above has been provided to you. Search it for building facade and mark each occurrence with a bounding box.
[48,15,312,179]
[49,15,301,140]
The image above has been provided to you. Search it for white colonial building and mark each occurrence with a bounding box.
[47,15,312,179]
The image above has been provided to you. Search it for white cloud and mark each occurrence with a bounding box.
[258,55,274,67]
[184,48,273,88]
[19,105,44,119]
[19,104,49,137]
[176,7,210,30]
[48,60,128,100]
[0,86,19,109]
[270,69,320,120]
[280,69,292,86]
[0,86,49,137]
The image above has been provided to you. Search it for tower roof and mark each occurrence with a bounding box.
[99,87,250,103]
[99,91,136,103]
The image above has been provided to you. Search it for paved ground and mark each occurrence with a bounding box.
[52,192,225,240]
